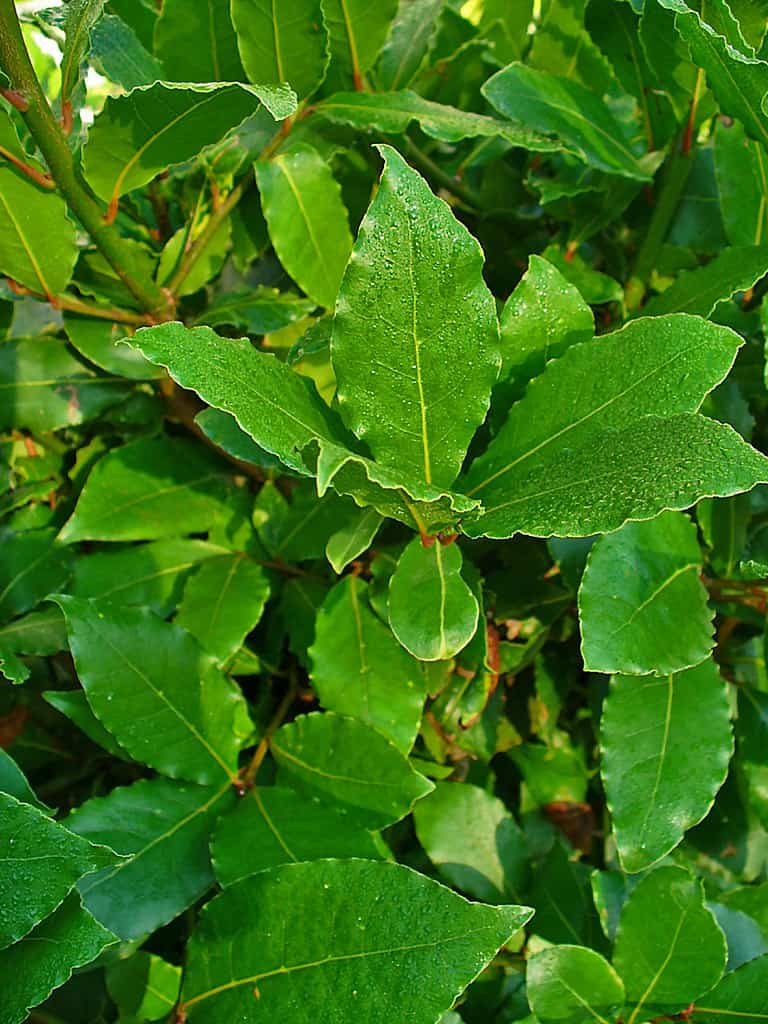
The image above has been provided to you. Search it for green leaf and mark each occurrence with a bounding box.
[698,493,752,577]
[211,785,381,886]
[176,553,270,664]
[465,315,742,510]
[601,659,733,872]
[58,436,237,544]
[66,777,234,940]
[71,538,227,615]
[463,412,768,539]
[0,338,129,432]
[579,511,714,675]
[316,90,561,150]
[388,538,479,660]
[643,246,768,318]
[714,118,768,247]
[181,859,532,1023]
[131,322,347,477]
[0,608,66,686]
[199,287,316,334]
[0,528,71,622]
[323,0,399,90]
[332,145,500,488]
[326,507,382,572]
[54,595,248,785]
[63,313,163,380]
[0,750,47,810]
[313,439,480,534]
[157,219,231,297]
[254,479,350,561]
[694,954,768,1022]
[90,13,165,91]
[309,575,425,751]
[526,945,625,1024]
[154,0,244,82]
[657,0,768,151]
[613,865,727,1017]
[0,792,115,950]
[527,840,604,948]
[496,254,594,411]
[60,0,105,104]
[44,689,130,758]
[482,62,653,180]
[107,951,181,1023]
[195,408,286,473]
[255,145,353,309]
[271,711,434,828]
[0,894,116,1024]
[83,81,296,210]
[0,165,77,298]
[413,782,528,902]
[231,0,329,100]
[376,0,445,90]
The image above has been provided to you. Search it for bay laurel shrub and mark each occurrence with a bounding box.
[3,0,768,1020]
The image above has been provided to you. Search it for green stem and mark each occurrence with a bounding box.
[632,132,693,283]
[0,0,171,319]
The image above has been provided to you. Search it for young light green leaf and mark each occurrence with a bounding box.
[131,322,347,477]
[316,90,561,150]
[323,0,399,90]
[332,145,500,488]
[602,660,733,872]
[271,711,434,828]
[0,894,116,1024]
[60,0,105,104]
[157,219,231,297]
[0,528,71,622]
[83,81,296,212]
[154,0,244,82]
[496,253,594,411]
[0,339,128,433]
[0,792,115,950]
[657,0,768,151]
[232,0,329,100]
[326,507,382,572]
[388,538,479,661]
[643,246,768,318]
[526,945,625,1024]
[211,785,381,886]
[413,782,528,902]
[58,435,236,544]
[181,859,532,1023]
[255,145,353,309]
[309,575,425,752]
[199,287,316,334]
[71,539,227,615]
[66,777,234,939]
[54,595,248,785]
[482,63,652,180]
[579,511,714,675]
[613,866,727,1018]
[176,554,270,664]
[694,954,768,1021]
[463,412,768,539]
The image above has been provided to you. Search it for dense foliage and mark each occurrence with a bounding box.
[3,0,768,1020]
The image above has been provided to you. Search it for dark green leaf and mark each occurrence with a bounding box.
[694,954,768,1022]
[271,711,433,828]
[211,785,381,886]
[90,13,164,90]
[181,860,532,1023]
[67,777,234,939]
[323,0,399,90]
[55,595,249,785]
[309,575,425,751]
[0,528,71,622]
[154,0,244,82]
[60,0,105,103]
[199,287,316,334]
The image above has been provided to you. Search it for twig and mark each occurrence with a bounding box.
[0,142,54,188]
[239,676,298,789]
